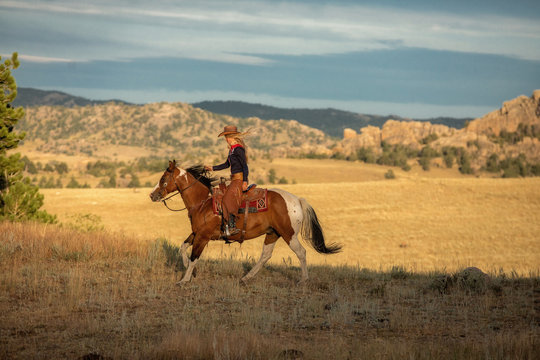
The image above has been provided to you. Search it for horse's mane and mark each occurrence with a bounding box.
[186,164,218,191]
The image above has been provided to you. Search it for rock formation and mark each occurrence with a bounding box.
[339,90,540,169]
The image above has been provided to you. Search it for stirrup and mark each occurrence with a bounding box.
[224,225,240,237]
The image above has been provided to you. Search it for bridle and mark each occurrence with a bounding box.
[161,168,204,212]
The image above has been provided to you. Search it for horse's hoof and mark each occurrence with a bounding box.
[239,277,249,287]
[297,279,308,286]
[176,280,189,286]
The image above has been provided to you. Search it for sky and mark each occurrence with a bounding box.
[1,0,540,118]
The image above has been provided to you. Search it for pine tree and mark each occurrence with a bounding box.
[0,52,56,223]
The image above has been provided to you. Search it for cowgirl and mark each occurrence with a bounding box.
[205,125,249,236]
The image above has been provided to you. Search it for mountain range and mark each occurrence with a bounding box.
[193,101,471,137]
[13,88,132,108]
[15,88,470,137]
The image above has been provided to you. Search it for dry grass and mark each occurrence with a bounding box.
[3,158,540,358]
[39,174,540,275]
[0,221,538,359]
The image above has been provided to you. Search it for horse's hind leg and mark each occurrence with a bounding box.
[286,233,308,283]
[241,232,278,284]
[180,233,195,268]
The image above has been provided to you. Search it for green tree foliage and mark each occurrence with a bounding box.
[418,145,440,171]
[356,147,376,163]
[420,133,439,145]
[267,168,277,184]
[0,53,56,223]
[485,154,500,173]
[442,147,458,169]
[127,173,141,188]
[384,169,396,179]
[278,176,288,184]
[377,142,415,171]
[21,155,38,174]
[66,176,81,188]
[458,152,474,175]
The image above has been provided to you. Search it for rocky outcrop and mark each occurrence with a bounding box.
[339,90,540,169]
[381,120,456,149]
[343,128,357,139]
[466,90,540,136]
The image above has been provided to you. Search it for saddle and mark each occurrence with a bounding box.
[211,178,269,216]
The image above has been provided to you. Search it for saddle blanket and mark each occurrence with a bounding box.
[212,187,268,215]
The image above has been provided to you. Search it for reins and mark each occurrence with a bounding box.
[161,169,205,212]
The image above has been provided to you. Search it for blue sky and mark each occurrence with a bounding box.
[1,0,539,118]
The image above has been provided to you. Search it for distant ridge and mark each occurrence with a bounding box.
[14,87,132,107]
[192,100,470,137]
[14,88,470,138]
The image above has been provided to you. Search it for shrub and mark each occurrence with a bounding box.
[267,169,277,184]
[67,176,78,188]
[21,156,38,174]
[420,133,438,145]
[64,213,104,232]
[384,169,396,179]
[128,174,141,188]
[499,154,532,178]
[459,152,473,174]
[443,154,454,168]
[419,156,431,171]
[486,154,500,173]
[356,147,376,163]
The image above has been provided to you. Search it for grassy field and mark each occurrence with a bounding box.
[2,158,539,359]
[39,169,540,275]
[0,221,538,359]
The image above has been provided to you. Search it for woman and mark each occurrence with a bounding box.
[205,125,249,237]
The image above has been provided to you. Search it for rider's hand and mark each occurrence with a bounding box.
[204,165,212,171]
[242,181,248,191]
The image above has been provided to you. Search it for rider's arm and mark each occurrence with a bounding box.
[212,157,230,171]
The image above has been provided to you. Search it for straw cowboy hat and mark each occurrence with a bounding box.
[218,125,241,137]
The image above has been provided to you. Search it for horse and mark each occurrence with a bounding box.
[149,160,341,285]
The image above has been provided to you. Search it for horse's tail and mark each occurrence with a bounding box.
[299,197,342,254]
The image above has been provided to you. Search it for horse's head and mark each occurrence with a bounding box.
[149,160,182,202]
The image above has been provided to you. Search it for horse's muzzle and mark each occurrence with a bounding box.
[149,191,162,202]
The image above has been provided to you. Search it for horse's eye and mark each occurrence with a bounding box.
[163,182,168,187]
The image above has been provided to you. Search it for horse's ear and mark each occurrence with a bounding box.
[173,159,176,167]
[168,160,175,170]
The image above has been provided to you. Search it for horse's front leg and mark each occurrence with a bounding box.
[180,233,195,268]
[177,232,210,285]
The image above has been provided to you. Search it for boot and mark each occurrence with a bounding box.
[224,214,240,237]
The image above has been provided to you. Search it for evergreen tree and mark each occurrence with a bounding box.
[66,176,81,188]
[0,53,56,223]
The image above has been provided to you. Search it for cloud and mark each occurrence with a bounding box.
[2,0,539,63]
[17,54,75,63]
[15,49,540,108]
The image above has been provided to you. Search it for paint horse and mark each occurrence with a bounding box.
[149,161,341,285]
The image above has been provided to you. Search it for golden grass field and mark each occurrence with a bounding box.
[38,159,540,276]
[2,158,539,359]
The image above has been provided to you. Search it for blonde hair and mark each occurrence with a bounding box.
[226,128,253,163]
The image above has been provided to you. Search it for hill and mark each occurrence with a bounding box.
[338,90,540,175]
[192,100,470,137]
[13,87,132,107]
[17,102,330,159]
[13,88,469,137]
